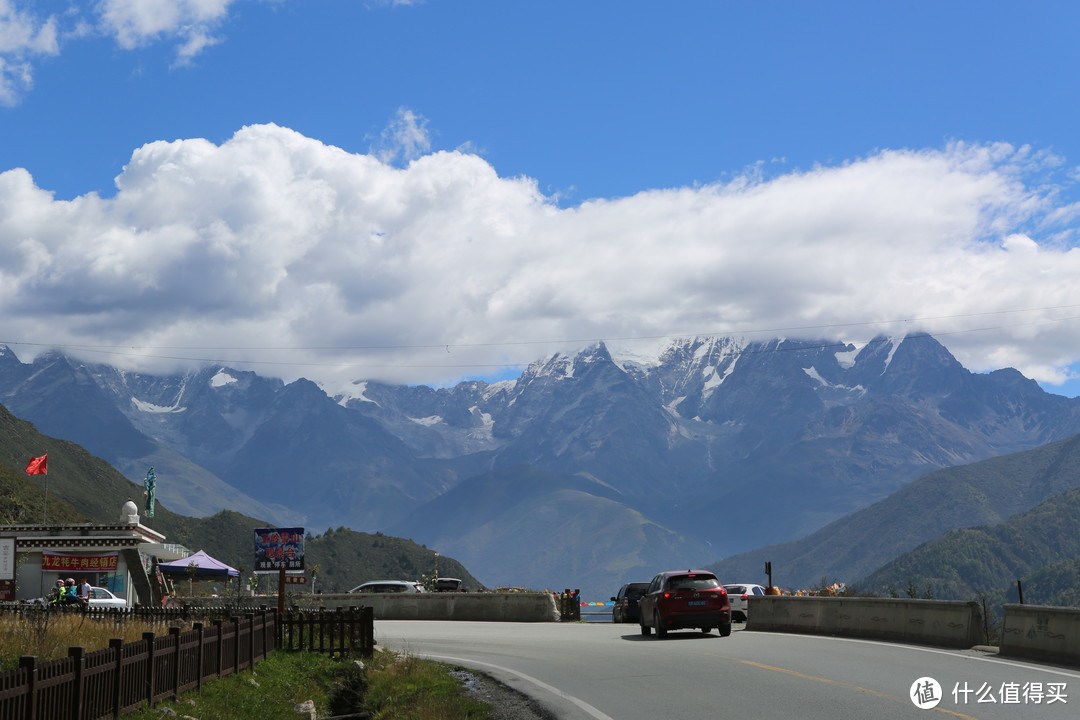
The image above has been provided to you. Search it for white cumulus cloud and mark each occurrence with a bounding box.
[2,124,1080,393]
[0,0,58,104]
[0,0,275,101]
[96,0,234,64]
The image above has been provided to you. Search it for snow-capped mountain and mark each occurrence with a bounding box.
[2,334,1078,598]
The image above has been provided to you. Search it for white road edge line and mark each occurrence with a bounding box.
[418,652,617,720]
[748,631,1080,680]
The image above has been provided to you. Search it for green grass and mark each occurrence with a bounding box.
[1,609,494,720]
[119,649,492,720]
[363,650,491,720]
[0,611,183,671]
[121,651,343,720]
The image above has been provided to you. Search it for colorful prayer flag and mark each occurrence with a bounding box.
[144,466,156,518]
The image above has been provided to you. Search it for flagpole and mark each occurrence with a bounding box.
[26,453,49,525]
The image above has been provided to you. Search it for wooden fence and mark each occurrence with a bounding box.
[0,606,374,720]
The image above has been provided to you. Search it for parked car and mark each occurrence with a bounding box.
[723,583,766,622]
[88,586,129,609]
[639,570,731,638]
[348,580,426,593]
[610,582,650,623]
[433,577,463,592]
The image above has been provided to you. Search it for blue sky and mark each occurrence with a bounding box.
[2,1,1080,396]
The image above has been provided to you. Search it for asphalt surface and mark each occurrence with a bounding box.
[375,620,1080,720]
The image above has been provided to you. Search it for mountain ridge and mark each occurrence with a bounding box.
[708,432,1080,590]
[3,334,1080,597]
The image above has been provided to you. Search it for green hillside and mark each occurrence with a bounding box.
[154,510,482,592]
[1012,556,1080,607]
[0,463,87,525]
[708,432,1080,589]
[859,487,1080,603]
[0,403,482,591]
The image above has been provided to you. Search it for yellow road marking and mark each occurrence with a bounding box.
[739,660,981,720]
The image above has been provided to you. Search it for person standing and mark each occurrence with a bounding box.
[78,578,91,602]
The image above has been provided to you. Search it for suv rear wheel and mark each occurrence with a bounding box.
[654,610,667,638]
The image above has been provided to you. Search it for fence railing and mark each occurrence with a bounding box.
[0,606,374,720]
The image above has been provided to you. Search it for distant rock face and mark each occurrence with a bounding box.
[1,334,1078,598]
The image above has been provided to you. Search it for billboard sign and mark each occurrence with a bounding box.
[253,527,305,572]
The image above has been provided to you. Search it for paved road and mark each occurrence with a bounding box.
[375,621,1080,720]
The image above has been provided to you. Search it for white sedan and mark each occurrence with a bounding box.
[87,586,129,608]
[723,583,766,622]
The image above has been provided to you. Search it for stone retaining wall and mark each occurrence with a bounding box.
[171,592,560,622]
[746,596,983,649]
[1000,604,1080,666]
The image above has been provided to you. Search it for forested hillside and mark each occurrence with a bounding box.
[859,488,1080,603]
[708,433,1080,590]
[0,403,481,591]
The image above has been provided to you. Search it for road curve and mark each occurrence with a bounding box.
[375,621,1080,720]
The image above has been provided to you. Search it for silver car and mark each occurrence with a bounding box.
[348,580,426,593]
[723,583,766,622]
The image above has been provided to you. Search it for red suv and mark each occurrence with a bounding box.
[639,570,731,638]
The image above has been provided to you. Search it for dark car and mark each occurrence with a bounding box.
[638,570,731,638]
[611,582,650,623]
[434,577,463,592]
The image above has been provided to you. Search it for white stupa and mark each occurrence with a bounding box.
[121,500,140,524]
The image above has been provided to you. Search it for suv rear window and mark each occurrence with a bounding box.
[665,575,720,591]
[725,585,746,594]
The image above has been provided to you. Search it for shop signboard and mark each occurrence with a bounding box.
[41,552,118,572]
[0,538,14,581]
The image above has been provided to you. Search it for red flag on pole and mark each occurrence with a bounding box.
[25,453,48,475]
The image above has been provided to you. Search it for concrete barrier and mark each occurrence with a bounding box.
[746,596,983,649]
[171,592,560,622]
[1000,604,1080,666]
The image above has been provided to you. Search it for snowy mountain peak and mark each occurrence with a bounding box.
[210,369,239,388]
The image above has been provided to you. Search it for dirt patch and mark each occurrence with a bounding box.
[449,668,557,720]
